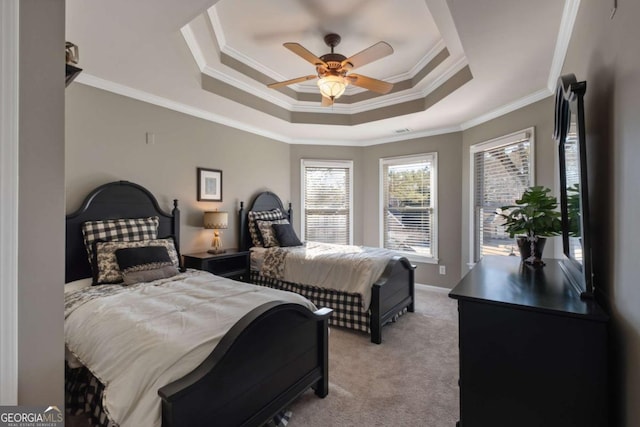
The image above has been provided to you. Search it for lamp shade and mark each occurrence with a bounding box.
[317,75,347,100]
[203,211,228,229]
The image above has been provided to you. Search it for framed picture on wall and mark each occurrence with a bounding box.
[197,167,223,201]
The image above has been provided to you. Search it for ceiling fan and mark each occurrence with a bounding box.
[267,33,394,106]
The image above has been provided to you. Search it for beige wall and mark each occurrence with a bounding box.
[363,134,463,287]
[64,5,640,423]
[65,84,291,254]
[292,132,463,287]
[18,0,65,406]
[460,96,557,275]
[67,83,465,289]
[560,1,640,425]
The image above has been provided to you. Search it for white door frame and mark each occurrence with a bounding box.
[0,0,20,405]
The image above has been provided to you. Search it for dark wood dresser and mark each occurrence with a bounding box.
[449,256,608,427]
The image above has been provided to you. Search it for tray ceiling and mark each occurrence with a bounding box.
[66,0,576,146]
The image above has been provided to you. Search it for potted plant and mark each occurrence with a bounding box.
[496,186,562,265]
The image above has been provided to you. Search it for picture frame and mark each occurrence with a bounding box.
[197,167,223,201]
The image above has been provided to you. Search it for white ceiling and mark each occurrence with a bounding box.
[66,0,577,146]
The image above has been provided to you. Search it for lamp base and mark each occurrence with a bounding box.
[207,248,226,255]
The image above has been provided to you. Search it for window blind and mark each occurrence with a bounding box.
[381,154,436,259]
[302,162,352,245]
[472,133,532,260]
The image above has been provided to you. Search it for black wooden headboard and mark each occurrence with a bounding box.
[238,191,291,251]
[65,181,180,283]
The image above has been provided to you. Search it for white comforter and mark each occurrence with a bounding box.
[64,270,316,427]
[259,242,397,310]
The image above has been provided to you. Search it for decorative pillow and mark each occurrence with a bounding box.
[272,223,303,247]
[256,219,290,248]
[81,216,159,268]
[92,237,179,285]
[247,209,285,247]
[115,246,178,285]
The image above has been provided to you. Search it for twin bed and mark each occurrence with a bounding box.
[239,191,416,345]
[65,181,416,426]
[65,182,331,427]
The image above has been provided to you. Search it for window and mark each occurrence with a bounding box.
[470,129,534,263]
[380,153,437,262]
[301,160,353,245]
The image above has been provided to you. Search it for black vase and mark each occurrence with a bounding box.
[516,236,547,264]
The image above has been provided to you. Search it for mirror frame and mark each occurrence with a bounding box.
[553,74,593,298]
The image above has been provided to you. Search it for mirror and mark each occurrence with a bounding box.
[554,74,593,298]
[564,119,582,262]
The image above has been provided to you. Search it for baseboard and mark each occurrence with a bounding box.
[415,283,451,293]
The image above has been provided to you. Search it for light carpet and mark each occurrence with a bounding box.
[287,284,460,426]
[66,285,459,427]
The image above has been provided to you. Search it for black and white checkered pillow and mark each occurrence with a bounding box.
[248,209,284,247]
[81,216,159,267]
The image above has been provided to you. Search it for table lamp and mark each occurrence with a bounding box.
[203,210,228,254]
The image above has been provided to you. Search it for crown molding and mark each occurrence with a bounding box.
[387,39,448,83]
[357,125,464,147]
[207,6,226,52]
[418,55,468,94]
[208,6,296,83]
[181,23,207,71]
[201,51,467,116]
[460,88,552,130]
[284,124,463,146]
[206,4,450,91]
[202,66,293,109]
[547,0,581,91]
[75,73,295,144]
[186,6,468,113]
[76,70,555,147]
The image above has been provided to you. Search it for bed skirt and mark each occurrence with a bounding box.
[66,363,294,427]
[250,270,406,334]
[66,363,112,427]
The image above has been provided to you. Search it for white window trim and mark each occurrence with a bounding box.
[468,127,535,269]
[300,159,354,245]
[379,152,438,264]
[0,0,19,405]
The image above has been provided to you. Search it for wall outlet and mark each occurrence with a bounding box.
[439,265,446,275]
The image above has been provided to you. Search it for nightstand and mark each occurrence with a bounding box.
[182,249,250,282]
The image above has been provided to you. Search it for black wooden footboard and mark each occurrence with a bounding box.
[158,302,332,427]
[238,191,415,345]
[370,256,416,344]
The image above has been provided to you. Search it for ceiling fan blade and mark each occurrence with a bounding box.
[267,75,317,89]
[283,42,328,67]
[321,95,334,107]
[346,74,394,94]
[341,41,393,70]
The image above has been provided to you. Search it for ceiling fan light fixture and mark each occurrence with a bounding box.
[317,75,347,100]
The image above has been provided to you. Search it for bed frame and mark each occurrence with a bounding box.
[65,181,331,427]
[238,191,416,344]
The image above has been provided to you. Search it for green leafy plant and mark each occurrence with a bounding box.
[496,186,562,265]
[496,186,562,239]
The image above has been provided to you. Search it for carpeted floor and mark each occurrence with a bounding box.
[66,284,459,426]
[286,284,460,426]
